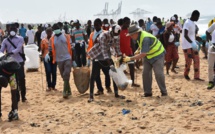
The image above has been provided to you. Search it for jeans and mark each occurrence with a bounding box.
[90,60,118,98]
[16,62,26,101]
[75,43,86,67]
[44,60,57,88]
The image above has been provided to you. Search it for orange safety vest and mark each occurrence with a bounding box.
[50,34,72,64]
[87,30,105,53]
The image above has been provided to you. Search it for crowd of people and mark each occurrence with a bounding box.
[0,9,215,122]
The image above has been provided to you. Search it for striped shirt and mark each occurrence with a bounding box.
[72,28,87,43]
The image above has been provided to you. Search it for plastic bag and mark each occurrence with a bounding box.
[0,54,21,77]
[24,44,40,69]
[109,64,132,90]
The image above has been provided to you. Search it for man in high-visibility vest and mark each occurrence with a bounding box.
[123,25,168,97]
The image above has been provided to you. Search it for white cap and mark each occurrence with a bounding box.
[74,19,79,23]
[171,16,176,21]
[44,24,48,28]
[113,24,121,34]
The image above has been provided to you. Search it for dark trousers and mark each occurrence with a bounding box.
[43,60,57,88]
[128,63,135,84]
[90,60,118,98]
[37,40,41,51]
[16,62,26,101]
[0,82,18,116]
[75,43,86,67]
[96,66,111,92]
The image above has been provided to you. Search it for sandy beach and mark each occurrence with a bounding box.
[0,47,215,134]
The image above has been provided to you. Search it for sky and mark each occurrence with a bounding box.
[0,0,214,24]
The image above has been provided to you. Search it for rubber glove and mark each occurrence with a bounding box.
[191,42,198,51]
[123,56,131,62]
[44,53,50,63]
[134,48,140,55]
[174,42,180,47]
[72,61,77,68]
[110,65,117,72]
[71,43,75,49]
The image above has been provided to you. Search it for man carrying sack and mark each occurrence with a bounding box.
[123,25,168,97]
[87,18,125,102]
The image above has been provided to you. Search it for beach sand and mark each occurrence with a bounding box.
[0,48,215,134]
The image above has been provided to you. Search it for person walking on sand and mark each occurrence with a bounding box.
[46,23,72,98]
[26,25,35,45]
[0,24,27,102]
[35,26,42,51]
[87,18,125,102]
[206,22,215,89]
[41,28,57,91]
[19,24,27,44]
[181,10,204,81]
[87,20,112,95]
[71,20,88,67]
[120,17,140,87]
[0,56,19,121]
[163,22,179,75]
[123,25,168,97]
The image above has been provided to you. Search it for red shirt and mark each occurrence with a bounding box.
[120,29,133,56]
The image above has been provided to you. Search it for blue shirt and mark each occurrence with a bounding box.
[200,34,206,41]
[146,21,153,31]
[0,35,25,63]
[19,27,27,38]
[158,26,165,35]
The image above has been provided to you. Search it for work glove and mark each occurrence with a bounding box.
[44,53,50,63]
[72,61,77,68]
[87,59,91,67]
[123,56,131,62]
[110,65,117,73]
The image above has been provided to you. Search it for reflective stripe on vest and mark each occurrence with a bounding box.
[137,31,165,59]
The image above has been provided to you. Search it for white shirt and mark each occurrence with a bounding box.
[181,19,196,49]
[150,24,159,36]
[207,23,215,33]
[26,29,35,44]
[41,31,47,40]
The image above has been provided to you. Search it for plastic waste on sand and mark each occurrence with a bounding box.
[109,64,132,90]
[122,109,130,115]
[24,44,40,69]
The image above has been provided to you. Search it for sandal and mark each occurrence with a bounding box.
[52,88,58,91]
[106,87,112,93]
[95,91,104,96]
[171,69,178,74]
[115,94,126,99]
[88,98,94,103]
[46,87,52,92]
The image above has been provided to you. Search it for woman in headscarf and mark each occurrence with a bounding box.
[163,22,179,75]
